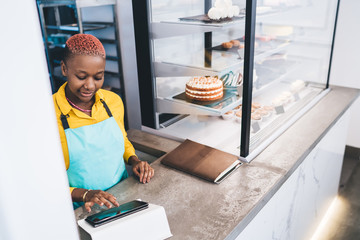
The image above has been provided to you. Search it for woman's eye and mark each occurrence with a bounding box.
[95,76,104,81]
[76,75,86,80]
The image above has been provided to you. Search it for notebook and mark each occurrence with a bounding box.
[161,139,242,184]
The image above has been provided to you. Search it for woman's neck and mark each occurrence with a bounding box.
[65,85,94,111]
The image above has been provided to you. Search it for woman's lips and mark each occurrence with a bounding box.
[80,91,94,98]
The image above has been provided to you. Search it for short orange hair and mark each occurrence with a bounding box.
[63,34,105,62]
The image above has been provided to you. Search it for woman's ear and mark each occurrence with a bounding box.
[61,61,67,77]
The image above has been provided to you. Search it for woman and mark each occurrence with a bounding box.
[53,34,154,212]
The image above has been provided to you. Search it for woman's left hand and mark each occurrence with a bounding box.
[129,156,154,183]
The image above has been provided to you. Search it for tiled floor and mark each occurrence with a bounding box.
[314,146,360,240]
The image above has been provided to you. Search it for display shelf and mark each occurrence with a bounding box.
[48,43,66,49]
[46,23,109,32]
[105,71,121,77]
[106,55,120,61]
[152,85,328,159]
[97,38,116,44]
[157,88,241,116]
[150,5,296,39]
[155,39,290,77]
[249,85,324,152]
[38,0,115,8]
[151,15,245,39]
[155,56,299,119]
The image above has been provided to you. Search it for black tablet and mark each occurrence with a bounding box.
[85,200,149,227]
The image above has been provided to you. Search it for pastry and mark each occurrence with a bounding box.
[234,104,242,110]
[262,25,293,36]
[252,102,261,109]
[256,109,269,116]
[291,79,305,93]
[208,7,222,20]
[222,42,233,49]
[272,97,283,107]
[257,35,272,42]
[251,113,262,121]
[230,39,241,46]
[263,105,274,112]
[185,76,224,101]
[280,91,293,104]
[208,0,240,20]
[235,111,242,123]
[222,110,234,120]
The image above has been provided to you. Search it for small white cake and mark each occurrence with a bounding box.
[208,0,240,20]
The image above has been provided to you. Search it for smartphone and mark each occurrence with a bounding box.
[85,200,149,227]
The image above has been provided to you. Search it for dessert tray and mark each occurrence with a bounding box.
[172,89,238,109]
[209,38,290,56]
[179,14,245,24]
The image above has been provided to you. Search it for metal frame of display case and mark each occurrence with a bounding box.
[132,0,340,159]
[241,0,257,157]
[132,0,157,128]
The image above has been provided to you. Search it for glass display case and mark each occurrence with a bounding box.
[132,0,340,161]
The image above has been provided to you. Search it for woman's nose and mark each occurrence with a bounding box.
[84,78,95,90]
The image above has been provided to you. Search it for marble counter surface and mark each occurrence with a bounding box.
[75,86,359,240]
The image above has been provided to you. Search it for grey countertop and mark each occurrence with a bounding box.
[75,86,359,240]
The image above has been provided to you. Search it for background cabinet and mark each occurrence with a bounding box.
[133,0,340,161]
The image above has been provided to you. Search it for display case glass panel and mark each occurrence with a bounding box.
[247,0,339,154]
[132,0,339,161]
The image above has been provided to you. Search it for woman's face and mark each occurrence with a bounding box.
[61,54,106,104]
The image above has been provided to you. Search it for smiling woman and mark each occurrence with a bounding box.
[52,34,155,212]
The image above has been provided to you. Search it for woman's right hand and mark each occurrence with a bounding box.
[72,188,119,212]
[83,190,119,212]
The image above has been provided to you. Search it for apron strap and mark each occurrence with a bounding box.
[100,99,113,117]
[61,114,70,130]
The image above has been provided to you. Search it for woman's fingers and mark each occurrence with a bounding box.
[132,161,155,183]
[85,201,95,212]
[147,168,154,183]
[133,165,140,177]
[107,195,119,207]
[142,164,149,183]
[99,196,112,208]
[84,190,119,212]
[140,163,145,183]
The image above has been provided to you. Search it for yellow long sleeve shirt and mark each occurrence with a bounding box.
[53,83,136,192]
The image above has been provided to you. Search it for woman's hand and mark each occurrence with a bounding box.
[83,190,119,212]
[72,188,119,212]
[128,156,154,183]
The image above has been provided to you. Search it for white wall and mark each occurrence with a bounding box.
[0,1,79,240]
[330,0,360,148]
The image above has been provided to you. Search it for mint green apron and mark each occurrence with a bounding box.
[60,99,128,208]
